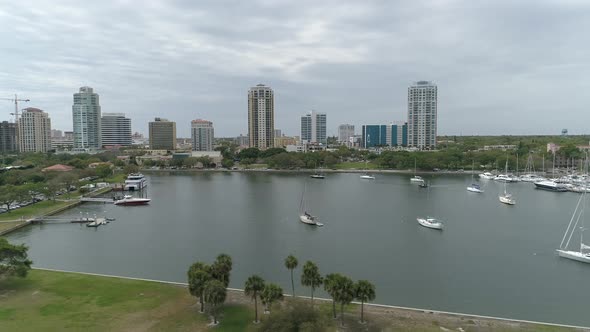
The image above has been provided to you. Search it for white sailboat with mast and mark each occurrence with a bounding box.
[467,160,484,193]
[410,158,424,184]
[499,159,516,205]
[299,182,323,226]
[557,190,590,263]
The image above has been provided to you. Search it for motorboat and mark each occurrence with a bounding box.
[124,173,147,191]
[534,180,568,192]
[519,174,545,183]
[114,195,151,206]
[467,184,484,193]
[86,218,108,227]
[417,217,443,230]
[360,174,375,180]
[494,174,518,183]
[479,172,495,180]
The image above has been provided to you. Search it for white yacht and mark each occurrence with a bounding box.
[360,174,375,180]
[299,183,323,226]
[499,193,516,205]
[467,184,484,193]
[410,175,425,183]
[534,180,568,192]
[557,188,590,264]
[417,217,443,230]
[479,172,495,180]
[124,173,147,191]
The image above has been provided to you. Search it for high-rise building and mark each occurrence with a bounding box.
[338,124,355,143]
[101,113,132,147]
[149,117,176,150]
[191,119,214,151]
[72,86,101,150]
[248,84,274,149]
[361,123,407,148]
[407,81,437,149]
[300,110,327,145]
[0,121,17,154]
[51,129,63,138]
[274,129,282,138]
[19,108,52,152]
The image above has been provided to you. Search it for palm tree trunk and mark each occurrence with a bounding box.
[199,297,204,313]
[332,299,336,318]
[311,288,314,306]
[340,303,345,327]
[361,300,364,323]
[254,295,259,322]
[290,269,295,297]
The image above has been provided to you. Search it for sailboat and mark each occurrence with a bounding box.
[310,163,325,179]
[410,158,424,184]
[299,182,323,226]
[360,160,375,179]
[499,159,516,205]
[467,161,484,193]
[417,182,443,230]
[557,189,590,263]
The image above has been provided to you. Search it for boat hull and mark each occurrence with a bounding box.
[114,199,151,206]
[534,181,568,192]
[557,250,590,264]
[499,196,515,205]
[467,186,484,193]
[299,215,323,226]
[360,175,375,180]
[417,218,443,230]
[310,175,325,179]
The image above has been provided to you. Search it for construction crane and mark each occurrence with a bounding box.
[0,94,30,123]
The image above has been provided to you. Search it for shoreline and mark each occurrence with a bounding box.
[141,167,487,175]
[32,267,589,330]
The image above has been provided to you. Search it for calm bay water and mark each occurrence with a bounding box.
[5,172,590,326]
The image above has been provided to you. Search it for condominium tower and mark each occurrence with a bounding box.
[0,121,17,154]
[248,84,274,149]
[407,81,437,149]
[149,118,176,150]
[301,110,327,145]
[72,86,101,150]
[338,124,355,143]
[101,113,132,146]
[191,119,214,151]
[19,107,52,152]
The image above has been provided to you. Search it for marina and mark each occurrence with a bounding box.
[5,171,590,326]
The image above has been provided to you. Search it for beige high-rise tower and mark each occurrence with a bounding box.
[407,81,437,149]
[19,107,52,152]
[248,84,274,149]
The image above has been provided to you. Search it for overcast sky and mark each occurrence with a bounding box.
[1,0,589,138]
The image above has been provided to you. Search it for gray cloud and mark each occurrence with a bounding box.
[1,0,589,137]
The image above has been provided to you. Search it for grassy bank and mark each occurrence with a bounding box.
[333,161,380,170]
[0,270,580,331]
[0,200,74,223]
[0,270,254,332]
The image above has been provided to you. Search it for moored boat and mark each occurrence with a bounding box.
[479,172,495,180]
[114,195,151,206]
[124,173,147,191]
[417,217,443,230]
[534,180,568,192]
[360,174,375,180]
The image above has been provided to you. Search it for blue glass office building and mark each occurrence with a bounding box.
[362,123,407,148]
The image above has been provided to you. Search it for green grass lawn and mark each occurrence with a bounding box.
[0,200,74,222]
[104,173,127,184]
[333,162,379,170]
[0,270,254,332]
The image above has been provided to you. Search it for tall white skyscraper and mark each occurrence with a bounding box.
[338,124,355,143]
[18,107,51,152]
[248,84,274,149]
[72,86,101,150]
[101,113,132,146]
[191,119,214,151]
[407,81,437,149]
[301,110,327,145]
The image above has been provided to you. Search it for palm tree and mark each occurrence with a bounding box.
[261,283,284,314]
[203,279,227,325]
[212,253,232,287]
[244,274,265,323]
[323,273,342,319]
[284,254,298,297]
[355,280,376,324]
[301,261,323,306]
[334,275,355,327]
[187,262,211,313]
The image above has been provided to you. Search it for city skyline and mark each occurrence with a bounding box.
[2,1,589,137]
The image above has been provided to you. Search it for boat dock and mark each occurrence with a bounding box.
[80,197,115,203]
